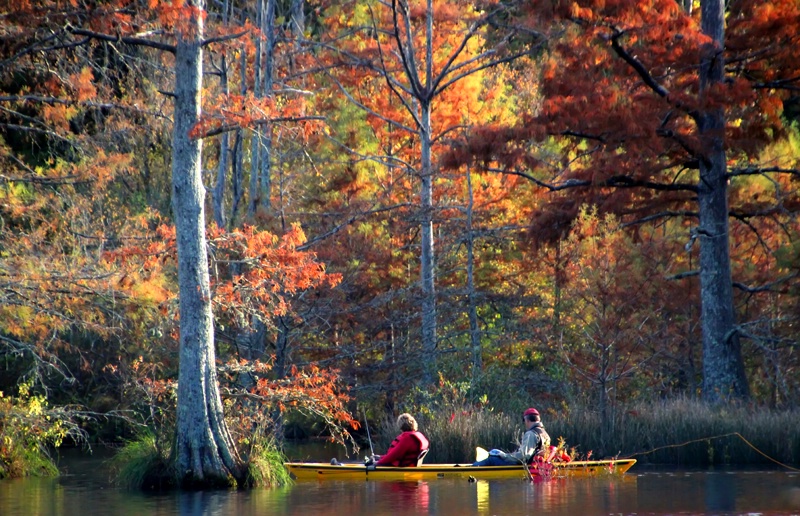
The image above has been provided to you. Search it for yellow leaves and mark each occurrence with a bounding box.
[0,181,32,219]
[0,380,74,468]
[130,276,172,305]
[0,306,34,339]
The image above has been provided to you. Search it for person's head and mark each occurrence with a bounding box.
[523,407,541,424]
[397,413,418,432]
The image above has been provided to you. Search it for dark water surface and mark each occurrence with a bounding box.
[1,448,799,515]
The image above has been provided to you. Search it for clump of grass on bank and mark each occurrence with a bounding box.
[0,440,59,479]
[110,433,175,490]
[111,432,292,490]
[245,438,292,488]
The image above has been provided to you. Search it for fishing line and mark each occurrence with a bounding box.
[623,432,800,472]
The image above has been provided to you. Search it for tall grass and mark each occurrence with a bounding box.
[552,398,800,466]
[245,438,292,487]
[375,398,800,467]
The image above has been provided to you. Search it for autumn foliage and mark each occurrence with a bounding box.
[0,0,799,477]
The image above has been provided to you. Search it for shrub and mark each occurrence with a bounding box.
[0,382,84,479]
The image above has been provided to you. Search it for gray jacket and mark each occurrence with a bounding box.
[506,422,551,463]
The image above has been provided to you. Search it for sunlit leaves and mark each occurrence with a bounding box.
[556,207,678,401]
[220,359,359,450]
[210,223,342,328]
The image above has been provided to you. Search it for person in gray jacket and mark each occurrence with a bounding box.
[472,408,551,466]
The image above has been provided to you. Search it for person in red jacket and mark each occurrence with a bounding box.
[368,413,429,468]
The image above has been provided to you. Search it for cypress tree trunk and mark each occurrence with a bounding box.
[418,0,438,384]
[465,168,482,382]
[419,98,437,384]
[171,0,244,486]
[697,0,749,402]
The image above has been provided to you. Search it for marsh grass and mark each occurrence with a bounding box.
[109,433,175,490]
[546,398,800,466]
[245,438,292,487]
[374,398,800,467]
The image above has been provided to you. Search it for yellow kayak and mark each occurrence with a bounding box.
[285,458,636,481]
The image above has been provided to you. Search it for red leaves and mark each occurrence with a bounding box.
[221,358,359,447]
[210,223,342,327]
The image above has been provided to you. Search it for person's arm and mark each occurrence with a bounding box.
[507,430,539,463]
[376,433,415,466]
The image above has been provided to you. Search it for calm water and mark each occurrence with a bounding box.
[1,448,799,515]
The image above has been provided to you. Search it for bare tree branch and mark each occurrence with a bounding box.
[198,115,325,138]
[68,27,177,53]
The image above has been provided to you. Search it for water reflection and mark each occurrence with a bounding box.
[705,471,737,512]
[2,452,800,515]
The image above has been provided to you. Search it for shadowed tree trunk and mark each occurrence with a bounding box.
[696,0,749,402]
[465,167,482,383]
[248,0,276,217]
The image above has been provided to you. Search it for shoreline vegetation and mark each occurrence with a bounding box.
[107,434,291,490]
[4,396,798,484]
[405,399,800,468]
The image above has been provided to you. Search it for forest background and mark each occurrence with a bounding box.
[1,0,799,485]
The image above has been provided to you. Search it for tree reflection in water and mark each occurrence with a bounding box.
[2,456,800,516]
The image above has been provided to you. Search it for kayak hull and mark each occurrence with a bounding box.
[284,458,636,481]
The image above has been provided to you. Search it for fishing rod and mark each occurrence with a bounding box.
[518,455,535,482]
[363,410,375,461]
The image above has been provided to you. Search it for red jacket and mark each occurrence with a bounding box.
[376,431,429,467]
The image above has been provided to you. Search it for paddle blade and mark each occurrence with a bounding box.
[475,446,489,462]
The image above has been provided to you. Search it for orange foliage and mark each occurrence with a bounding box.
[446,0,800,242]
[219,359,359,451]
[210,223,342,325]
